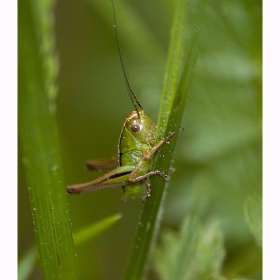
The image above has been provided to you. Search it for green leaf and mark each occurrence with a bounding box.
[18,0,78,278]
[154,216,226,280]
[18,213,121,279]
[244,193,262,246]
[122,1,207,279]
[74,213,122,245]
[18,245,37,280]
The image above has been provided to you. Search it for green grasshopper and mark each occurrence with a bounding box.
[67,1,175,202]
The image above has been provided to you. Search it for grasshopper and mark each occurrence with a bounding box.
[67,1,175,202]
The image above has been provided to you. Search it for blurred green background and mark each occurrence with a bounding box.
[19,0,262,279]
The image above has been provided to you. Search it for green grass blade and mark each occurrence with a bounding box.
[122,0,207,279]
[18,244,37,280]
[74,213,122,246]
[18,213,122,278]
[18,0,78,278]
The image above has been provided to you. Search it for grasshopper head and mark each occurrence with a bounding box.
[124,110,156,145]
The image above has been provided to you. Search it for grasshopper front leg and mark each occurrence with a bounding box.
[128,131,175,199]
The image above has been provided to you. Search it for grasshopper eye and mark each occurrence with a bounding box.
[131,123,141,132]
[130,119,142,132]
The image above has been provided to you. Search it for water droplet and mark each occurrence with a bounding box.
[51,164,59,172]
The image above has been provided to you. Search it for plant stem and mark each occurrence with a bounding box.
[122,0,207,279]
[19,0,78,278]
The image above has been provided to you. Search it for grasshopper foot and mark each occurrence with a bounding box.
[142,193,151,204]
[142,179,151,204]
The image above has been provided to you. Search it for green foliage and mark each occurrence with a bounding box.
[154,216,226,280]
[18,214,122,279]
[19,0,262,279]
[244,194,262,246]
[18,245,37,280]
[74,213,122,245]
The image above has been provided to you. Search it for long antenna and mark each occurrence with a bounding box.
[110,0,143,116]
